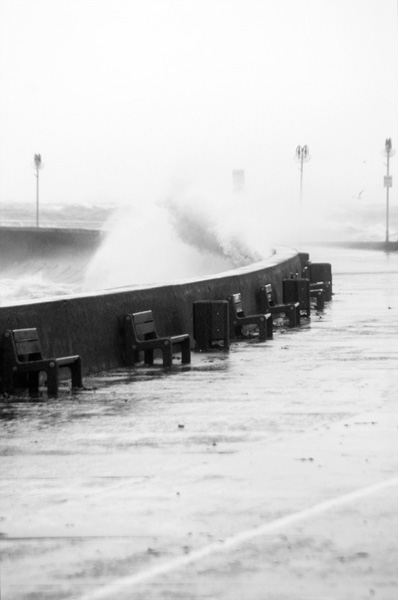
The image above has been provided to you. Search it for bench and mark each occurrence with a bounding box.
[259,284,300,328]
[2,328,82,397]
[227,293,272,342]
[310,280,331,303]
[301,267,328,309]
[302,262,332,302]
[123,311,191,368]
[309,263,332,300]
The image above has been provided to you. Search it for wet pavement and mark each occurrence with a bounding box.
[1,246,398,600]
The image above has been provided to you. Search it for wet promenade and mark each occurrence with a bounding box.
[1,246,397,600]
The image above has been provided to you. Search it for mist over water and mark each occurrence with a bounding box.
[0,275,74,304]
[0,174,396,304]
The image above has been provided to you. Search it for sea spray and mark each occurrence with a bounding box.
[83,186,273,291]
[0,274,77,305]
[162,196,265,266]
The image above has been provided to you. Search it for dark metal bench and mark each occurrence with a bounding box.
[259,284,300,328]
[227,293,272,342]
[123,311,191,368]
[2,328,82,397]
[302,262,333,303]
[309,263,332,301]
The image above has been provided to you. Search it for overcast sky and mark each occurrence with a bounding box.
[0,0,397,216]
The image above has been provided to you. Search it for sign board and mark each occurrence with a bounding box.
[384,175,393,188]
[232,169,245,191]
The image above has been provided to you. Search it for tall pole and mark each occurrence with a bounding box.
[36,164,39,227]
[299,154,304,208]
[295,146,310,244]
[34,154,42,227]
[386,151,390,244]
[295,145,310,209]
[383,139,395,245]
[385,139,391,244]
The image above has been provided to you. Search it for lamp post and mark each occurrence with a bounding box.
[383,139,394,244]
[295,145,310,209]
[34,153,42,227]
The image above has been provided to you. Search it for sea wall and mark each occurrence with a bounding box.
[0,246,302,377]
[0,226,104,260]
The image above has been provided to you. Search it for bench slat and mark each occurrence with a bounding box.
[12,329,39,342]
[55,355,81,366]
[135,322,156,337]
[133,311,154,324]
[15,340,42,356]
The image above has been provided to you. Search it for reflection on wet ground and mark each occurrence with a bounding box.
[1,246,398,600]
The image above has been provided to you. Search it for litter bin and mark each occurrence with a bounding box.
[193,301,230,351]
[283,278,311,317]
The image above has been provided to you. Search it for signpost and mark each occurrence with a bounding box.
[295,145,310,209]
[384,175,392,188]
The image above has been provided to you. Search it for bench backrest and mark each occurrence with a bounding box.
[309,263,332,285]
[132,311,158,341]
[264,284,275,307]
[229,293,245,317]
[5,328,43,362]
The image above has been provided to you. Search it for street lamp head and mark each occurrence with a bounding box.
[295,145,310,162]
[382,139,395,157]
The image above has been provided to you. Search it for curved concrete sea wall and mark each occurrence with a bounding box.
[0,226,105,258]
[0,230,302,377]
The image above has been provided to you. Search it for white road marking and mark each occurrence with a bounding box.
[77,476,398,600]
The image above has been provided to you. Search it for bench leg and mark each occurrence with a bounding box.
[324,283,332,302]
[316,292,325,311]
[258,318,267,342]
[124,344,138,366]
[46,363,59,397]
[287,306,297,328]
[266,315,273,340]
[181,339,191,364]
[233,324,242,339]
[27,371,40,396]
[71,358,83,388]
[144,349,154,365]
[2,357,15,393]
[223,333,230,350]
[311,291,325,312]
[161,342,173,368]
